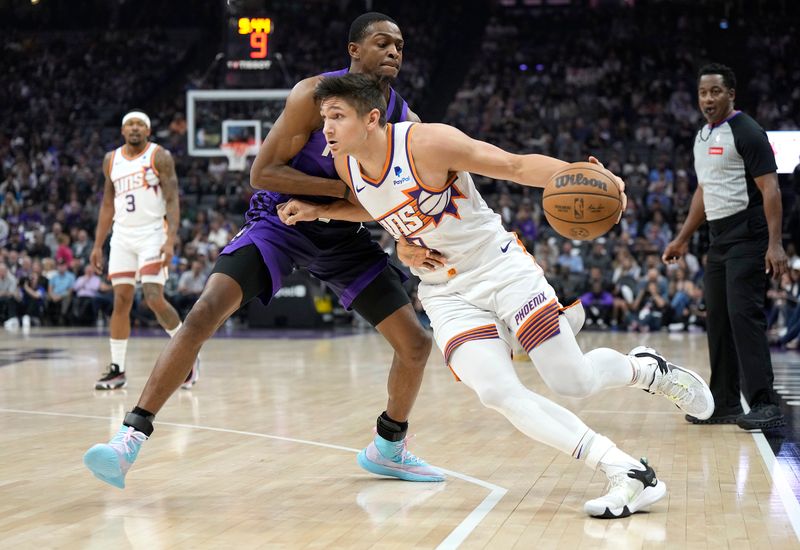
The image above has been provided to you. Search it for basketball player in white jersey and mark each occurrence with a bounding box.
[280,74,716,518]
[91,110,198,390]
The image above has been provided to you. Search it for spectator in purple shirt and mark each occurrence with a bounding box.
[72,264,101,325]
[580,279,614,329]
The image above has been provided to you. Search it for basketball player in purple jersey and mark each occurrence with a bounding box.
[83,13,444,489]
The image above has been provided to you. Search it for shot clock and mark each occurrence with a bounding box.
[226,16,273,70]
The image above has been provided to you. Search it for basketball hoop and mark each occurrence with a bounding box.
[221,142,251,172]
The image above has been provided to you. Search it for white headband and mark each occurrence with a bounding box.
[122,111,151,128]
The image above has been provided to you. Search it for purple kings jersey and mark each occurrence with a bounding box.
[246,68,410,231]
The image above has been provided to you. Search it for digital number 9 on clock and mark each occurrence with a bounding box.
[238,18,272,59]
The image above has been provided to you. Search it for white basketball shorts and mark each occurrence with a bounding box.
[108,222,168,286]
[418,235,562,378]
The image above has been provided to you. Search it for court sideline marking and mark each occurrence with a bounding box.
[739,397,800,542]
[0,408,507,549]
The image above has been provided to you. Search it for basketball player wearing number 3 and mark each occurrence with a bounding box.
[281,74,716,518]
[90,111,199,391]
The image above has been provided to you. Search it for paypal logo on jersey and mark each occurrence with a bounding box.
[393,166,411,185]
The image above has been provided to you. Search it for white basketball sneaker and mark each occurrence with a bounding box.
[630,346,715,420]
[585,457,667,518]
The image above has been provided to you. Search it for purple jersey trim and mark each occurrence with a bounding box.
[386,88,397,120]
[321,68,349,78]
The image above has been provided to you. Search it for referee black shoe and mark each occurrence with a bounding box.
[685,411,741,424]
[736,404,786,430]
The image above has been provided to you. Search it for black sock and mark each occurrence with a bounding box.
[376,411,408,442]
[132,406,155,419]
[124,407,156,437]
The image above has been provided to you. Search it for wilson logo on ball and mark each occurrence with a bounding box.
[554,173,608,192]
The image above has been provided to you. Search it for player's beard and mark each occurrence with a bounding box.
[377,73,396,87]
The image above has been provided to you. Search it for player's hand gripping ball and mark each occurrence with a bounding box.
[542,161,624,240]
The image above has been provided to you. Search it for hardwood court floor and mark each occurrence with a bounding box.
[0,327,798,549]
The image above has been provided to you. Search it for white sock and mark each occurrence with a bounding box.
[585,434,642,475]
[629,354,657,390]
[165,321,182,338]
[110,339,128,372]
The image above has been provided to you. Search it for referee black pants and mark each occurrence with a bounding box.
[704,207,779,413]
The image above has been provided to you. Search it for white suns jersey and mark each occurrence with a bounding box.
[108,142,166,228]
[346,122,509,285]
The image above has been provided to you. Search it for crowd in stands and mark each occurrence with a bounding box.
[438,2,800,339]
[1,1,800,344]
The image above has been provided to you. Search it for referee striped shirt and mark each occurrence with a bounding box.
[692,111,777,221]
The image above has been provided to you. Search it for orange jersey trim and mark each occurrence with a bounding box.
[512,233,537,264]
[406,124,458,193]
[107,149,116,177]
[149,144,160,175]
[120,142,150,161]
[358,123,394,185]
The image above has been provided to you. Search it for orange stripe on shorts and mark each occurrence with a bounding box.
[443,323,500,366]
[516,300,560,352]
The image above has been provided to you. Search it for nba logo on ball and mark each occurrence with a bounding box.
[417,187,452,216]
[573,198,584,220]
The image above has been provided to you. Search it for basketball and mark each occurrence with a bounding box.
[542,162,622,241]
[417,187,452,217]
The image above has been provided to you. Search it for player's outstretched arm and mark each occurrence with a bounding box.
[410,123,569,188]
[90,152,115,272]
[278,156,372,224]
[154,147,179,267]
[278,198,373,225]
[250,77,350,199]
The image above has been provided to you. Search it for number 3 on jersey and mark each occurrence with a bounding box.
[378,203,424,238]
[125,194,135,212]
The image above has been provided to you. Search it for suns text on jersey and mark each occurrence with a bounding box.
[378,202,431,239]
[113,171,146,196]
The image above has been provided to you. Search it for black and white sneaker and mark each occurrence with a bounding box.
[585,458,667,519]
[631,346,715,420]
[95,363,126,390]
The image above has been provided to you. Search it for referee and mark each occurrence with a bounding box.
[663,63,788,430]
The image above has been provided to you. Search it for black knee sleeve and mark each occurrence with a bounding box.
[350,266,411,327]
